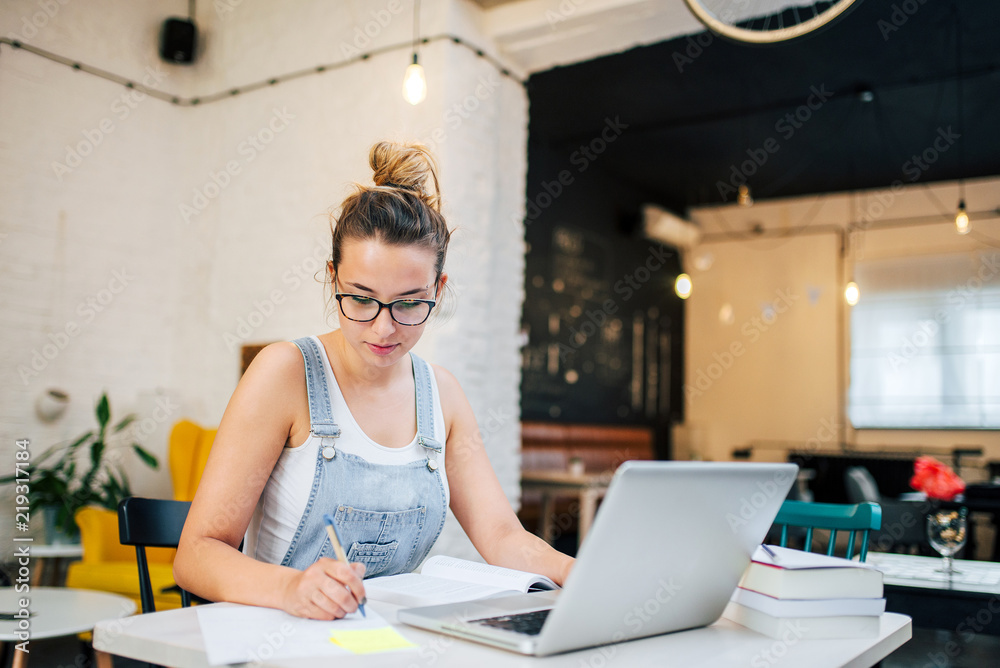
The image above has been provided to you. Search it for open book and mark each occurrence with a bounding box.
[364,555,559,607]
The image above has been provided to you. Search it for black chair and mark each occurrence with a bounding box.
[117,497,193,613]
[0,564,10,668]
[845,466,931,555]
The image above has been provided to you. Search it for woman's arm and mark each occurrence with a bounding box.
[437,366,574,585]
[174,342,365,619]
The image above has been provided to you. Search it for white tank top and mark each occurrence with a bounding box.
[244,337,449,564]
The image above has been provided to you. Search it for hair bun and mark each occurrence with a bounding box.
[369,141,441,211]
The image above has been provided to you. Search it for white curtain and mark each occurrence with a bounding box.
[849,250,1000,429]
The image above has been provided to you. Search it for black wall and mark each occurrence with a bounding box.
[520,123,685,459]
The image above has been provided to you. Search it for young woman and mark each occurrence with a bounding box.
[175,141,573,620]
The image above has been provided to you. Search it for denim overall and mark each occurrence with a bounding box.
[281,336,447,578]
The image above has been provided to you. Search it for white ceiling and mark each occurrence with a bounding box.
[480,0,704,74]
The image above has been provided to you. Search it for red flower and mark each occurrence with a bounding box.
[910,456,966,501]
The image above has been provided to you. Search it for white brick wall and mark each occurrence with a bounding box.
[0,0,527,562]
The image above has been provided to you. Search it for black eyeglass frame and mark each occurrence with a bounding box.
[334,292,437,326]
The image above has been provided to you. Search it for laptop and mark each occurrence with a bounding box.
[398,460,798,656]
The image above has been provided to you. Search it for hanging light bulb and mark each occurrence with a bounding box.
[402,54,426,105]
[675,273,693,299]
[844,281,860,306]
[955,199,970,235]
[737,184,753,207]
[402,0,426,105]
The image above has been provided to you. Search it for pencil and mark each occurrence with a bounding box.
[760,544,780,563]
[323,513,366,617]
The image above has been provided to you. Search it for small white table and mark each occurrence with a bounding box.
[29,543,84,586]
[1,587,136,668]
[93,600,911,668]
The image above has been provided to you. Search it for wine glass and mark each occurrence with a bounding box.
[926,507,968,575]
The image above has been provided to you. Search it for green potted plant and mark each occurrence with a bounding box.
[2,392,159,543]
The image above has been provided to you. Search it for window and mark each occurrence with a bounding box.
[848,251,1000,429]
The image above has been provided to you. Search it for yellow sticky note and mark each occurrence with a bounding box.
[329,627,417,654]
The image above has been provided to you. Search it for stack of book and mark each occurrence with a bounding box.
[723,545,885,639]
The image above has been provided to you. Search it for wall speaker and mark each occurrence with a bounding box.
[160,18,197,64]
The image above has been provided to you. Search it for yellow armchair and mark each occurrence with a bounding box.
[65,506,181,611]
[169,419,217,502]
[65,419,217,610]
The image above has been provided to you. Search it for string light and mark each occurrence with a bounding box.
[403,0,426,105]
[0,33,518,108]
[844,281,860,306]
[953,6,969,237]
[675,273,693,299]
[955,199,970,235]
[402,54,426,105]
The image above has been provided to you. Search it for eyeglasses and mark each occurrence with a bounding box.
[334,293,437,326]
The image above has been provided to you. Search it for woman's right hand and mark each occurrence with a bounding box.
[281,558,367,620]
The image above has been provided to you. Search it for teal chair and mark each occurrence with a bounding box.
[773,500,882,562]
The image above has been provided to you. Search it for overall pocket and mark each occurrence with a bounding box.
[325,505,427,578]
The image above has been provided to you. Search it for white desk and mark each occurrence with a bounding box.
[867,552,1000,593]
[867,552,1000,634]
[93,601,911,668]
[1,587,135,668]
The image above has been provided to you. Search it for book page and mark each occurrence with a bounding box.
[364,573,511,607]
[753,545,878,570]
[421,555,559,592]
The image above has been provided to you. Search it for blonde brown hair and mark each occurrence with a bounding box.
[330,141,451,284]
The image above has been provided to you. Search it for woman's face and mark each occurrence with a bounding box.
[332,238,443,368]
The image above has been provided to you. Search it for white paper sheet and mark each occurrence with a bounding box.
[196,603,395,665]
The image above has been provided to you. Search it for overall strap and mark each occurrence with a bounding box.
[291,337,341,458]
[411,353,442,472]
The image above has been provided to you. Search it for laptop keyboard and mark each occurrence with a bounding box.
[468,609,551,636]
